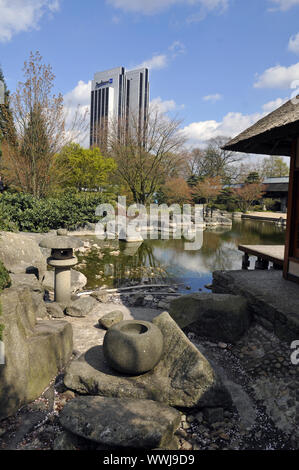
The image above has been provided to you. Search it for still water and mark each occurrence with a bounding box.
[78,220,286,293]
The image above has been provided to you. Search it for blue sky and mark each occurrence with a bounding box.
[1,0,299,147]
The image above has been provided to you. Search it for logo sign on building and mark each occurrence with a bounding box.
[0,80,4,104]
[96,78,113,89]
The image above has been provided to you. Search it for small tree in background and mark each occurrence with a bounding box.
[234,183,265,213]
[1,52,88,197]
[262,156,289,178]
[162,177,192,205]
[53,143,116,192]
[245,171,261,184]
[192,176,222,215]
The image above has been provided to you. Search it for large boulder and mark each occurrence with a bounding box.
[9,273,47,318]
[169,293,250,343]
[59,396,181,450]
[0,232,47,280]
[0,286,73,420]
[64,312,231,409]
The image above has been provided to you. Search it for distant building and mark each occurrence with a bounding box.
[225,177,289,212]
[90,66,149,149]
[263,177,289,212]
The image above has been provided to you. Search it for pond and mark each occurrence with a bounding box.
[76,219,286,294]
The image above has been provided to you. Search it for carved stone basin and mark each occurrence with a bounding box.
[103,320,164,375]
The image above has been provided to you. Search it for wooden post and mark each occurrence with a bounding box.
[242,253,250,270]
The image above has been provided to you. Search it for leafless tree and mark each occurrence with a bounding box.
[104,106,186,204]
[184,136,244,184]
[1,51,88,197]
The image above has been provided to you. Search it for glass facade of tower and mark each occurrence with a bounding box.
[90,66,149,149]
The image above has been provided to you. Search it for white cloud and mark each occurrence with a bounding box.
[262,97,287,112]
[268,0,299,11]
[168,40,186,58]
[135,54,168,70]
[288,33,299,54]
[107,0,228,15]
[203,93,222,103]
[64,80,91,107]
[150,96,184,114]
[254,62,299,89]
[63,80,91,148]
[134,40,185,71]
[0,0,60,42]
[186,0,228,22]
[181,98,285,146]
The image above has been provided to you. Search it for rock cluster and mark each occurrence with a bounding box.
[58,311,232,450]
[0,285,73,420]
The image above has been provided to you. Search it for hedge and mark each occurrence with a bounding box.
[0,190,114,233]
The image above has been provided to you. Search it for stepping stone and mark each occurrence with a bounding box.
[65,296,98,317]
[98,311,124,329]
[59,396,181,449]
[64,312,231,409]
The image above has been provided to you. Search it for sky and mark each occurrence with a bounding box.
[0,0,299,149]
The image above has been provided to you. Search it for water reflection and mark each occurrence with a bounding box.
[78,220,286,293]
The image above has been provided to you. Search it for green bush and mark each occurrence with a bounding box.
[0,190,115,233]
[263,198,281,211]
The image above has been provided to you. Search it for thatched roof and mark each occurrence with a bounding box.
[222,97,299,156]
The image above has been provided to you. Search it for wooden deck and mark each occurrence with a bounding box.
[242,212,287,224]
[238,245,285,269]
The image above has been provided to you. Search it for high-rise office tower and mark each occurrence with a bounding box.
[90,66,149,148]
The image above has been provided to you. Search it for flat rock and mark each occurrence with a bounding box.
[98,310,124,329]
[53,430,97,450]
[64,312,231,409]
[169,293,250,343]
[65,296,99,317]
[46,302,65,318]
[59,396,181,449]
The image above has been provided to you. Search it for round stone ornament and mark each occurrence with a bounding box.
[103,320,164,375]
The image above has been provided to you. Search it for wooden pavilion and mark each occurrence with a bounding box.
[223,96,299,284]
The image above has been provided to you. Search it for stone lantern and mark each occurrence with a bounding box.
[40,236,83,304]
